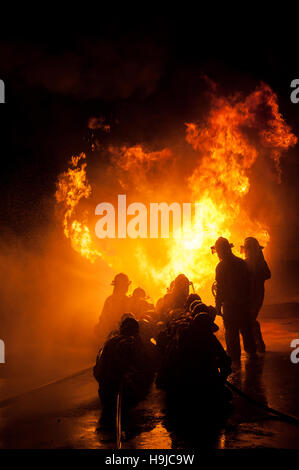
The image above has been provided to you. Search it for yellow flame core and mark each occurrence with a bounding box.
[55,84,297,300]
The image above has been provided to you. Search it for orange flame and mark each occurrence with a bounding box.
[55,83,297,300]
[55,153,102,263]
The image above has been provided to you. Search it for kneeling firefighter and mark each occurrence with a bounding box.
[94,316,154,428]
[157,304,232,407]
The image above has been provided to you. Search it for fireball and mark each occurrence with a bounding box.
[55,83,297,302]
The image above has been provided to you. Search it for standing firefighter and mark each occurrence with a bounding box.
[212,237,257,362]
[95,273,131,345]
[242,237,271,352]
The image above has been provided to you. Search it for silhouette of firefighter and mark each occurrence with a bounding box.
[186,294,219,327]
[242,237,271,352]
[155,280,174,318]
[95,273,131,345]
[128,287,155,321]
[212,237,257,362]
[156,301,232,412]
[94,316,154,429]
[156,274,192,321]
[159,305,233,448]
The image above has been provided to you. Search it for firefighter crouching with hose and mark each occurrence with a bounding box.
[93,316,155,431]
[156,283,232,411]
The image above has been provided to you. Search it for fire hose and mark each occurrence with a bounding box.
[225,380,299,426]
[116,383,123,449]
[114,379,299,450]
[211,282,299,426]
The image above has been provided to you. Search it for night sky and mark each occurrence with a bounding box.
[1,18,299,261]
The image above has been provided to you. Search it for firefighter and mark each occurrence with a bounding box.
[95,273,131,345]
[184,293,202,312]
[157,309,232,408]
[155,281,175,319]
[171,274,192,310]
[212,237,257,362]
[128,287,155,321]
[189,300,219,332]
[160,310,233,447]
[180,312,232,392]
[94,316,154,428]
[158,274,192,321]
[242,237,271,352]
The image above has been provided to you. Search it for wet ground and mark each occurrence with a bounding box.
[0,307,298,449]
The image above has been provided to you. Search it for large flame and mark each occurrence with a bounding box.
[55,153,102,263]
[55,83,297,301]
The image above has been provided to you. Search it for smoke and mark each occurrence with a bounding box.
[0,221,114,396]
[0,37,166,100]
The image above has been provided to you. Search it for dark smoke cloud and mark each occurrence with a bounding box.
[0,37,166,100]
